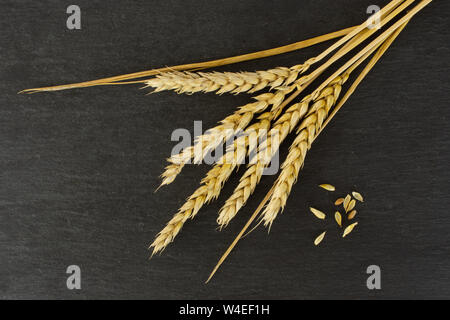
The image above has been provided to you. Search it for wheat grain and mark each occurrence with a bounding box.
[310,207,326,220]
[343,194,351,210]
[319,184,335,191]
[352,191,364,202]
[314,231,326,246]
[343,222,358,238]
[261,0,430,238]
[22,27,358,94]
[346,199,356,212]
[259,74,349,227]
[335,211,342,227]
[144,66,305,95]
[335,198,344,206]
[348,210,357,220]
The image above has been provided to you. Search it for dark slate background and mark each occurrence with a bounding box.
[1,0,449,300]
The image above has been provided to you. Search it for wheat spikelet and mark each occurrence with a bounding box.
[261,74,349,227]
[150,111,280,254]
[217,75,346,227]
[159,90,288,187]
[144,65,305,95]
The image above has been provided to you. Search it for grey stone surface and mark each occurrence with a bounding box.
[0,0,449,299]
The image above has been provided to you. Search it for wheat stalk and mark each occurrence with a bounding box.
[216,75,346,228]
[144,65,305,95]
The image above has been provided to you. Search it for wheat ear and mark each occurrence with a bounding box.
[261,77,350,228]
[144,65,305,95]
[216,102,311,226]
[151,110,281,254]
[159,90,288,187]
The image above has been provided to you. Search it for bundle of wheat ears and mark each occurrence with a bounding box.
[23,0,432,282]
